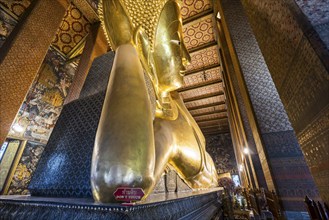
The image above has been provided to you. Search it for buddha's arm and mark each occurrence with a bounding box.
[169,93,218,188]
[91,45,155,202]
[91,0,157,203]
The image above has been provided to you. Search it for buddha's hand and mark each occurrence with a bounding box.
[99,0,134,49]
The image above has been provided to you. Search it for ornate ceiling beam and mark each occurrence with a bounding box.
[178,78,222,92]
[199,123,229,130]
[195,115,228,123]
[185,63,220,76]
[201,126,229,131]
[197,117,228,125]
[183,91,224,103]
[183,8,213,25]
[191,109,227,117]
[187,101,225,111]
[203,130,230,135]
[201,125,229,132]
[188,41,217,53]
[199,124,228,131]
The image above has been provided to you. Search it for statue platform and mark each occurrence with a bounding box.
[0,188,223,219]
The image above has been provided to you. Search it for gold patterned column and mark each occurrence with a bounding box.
[64,22,108,104]
[0,0,67,144]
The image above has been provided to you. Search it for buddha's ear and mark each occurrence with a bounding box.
[99,0,133,50]
[133,26,154,72]
[133,27,159,95]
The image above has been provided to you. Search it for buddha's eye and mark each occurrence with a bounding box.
[170,39,181,46]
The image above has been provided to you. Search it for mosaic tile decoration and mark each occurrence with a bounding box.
[0,191,220,220]
[222,0,321,208]
[240,0,329,204]
[263,130,320,211]
[294,0,329,26]
[227,53,267,188]
[183,14,214,50]
[8,142,45,195]
[79,52,114,98]
[314,22,329,50]
[28,92,106,198]
[222,0,292,134]
[181,0,212,20]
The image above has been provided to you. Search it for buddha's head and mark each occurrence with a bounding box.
[153,0,191,92]
[100,0,190,92]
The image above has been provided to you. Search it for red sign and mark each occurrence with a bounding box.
[113,187,145,202]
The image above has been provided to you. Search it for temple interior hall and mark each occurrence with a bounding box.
[0,0,328,219]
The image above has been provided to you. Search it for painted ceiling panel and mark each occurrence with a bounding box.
[194,112,227,122]
[198,119,228,127]
[181,0,212,20]
[183,66,221,88]
[186,45,219,72]
[52,4,90,56]
[189,104,226,116]
[185,95,225,109]
[180,82,223,100]
[183,14,214,50]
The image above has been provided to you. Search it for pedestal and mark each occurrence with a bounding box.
[0,189,222,220]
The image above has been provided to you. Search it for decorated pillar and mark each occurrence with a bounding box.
[217,0,320,214]
[0,0,67,144]
[240,0,329,205]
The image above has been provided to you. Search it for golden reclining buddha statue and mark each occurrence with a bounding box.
[91,0,218,203]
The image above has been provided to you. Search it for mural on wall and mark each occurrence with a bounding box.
[0,0,32,18]
[8,47,78,143]
[0,0,33,48]
[206,133,237,174]
[8,142,45,195]
[0,8,17,48]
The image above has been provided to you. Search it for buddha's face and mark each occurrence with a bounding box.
[153,0,191,92]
